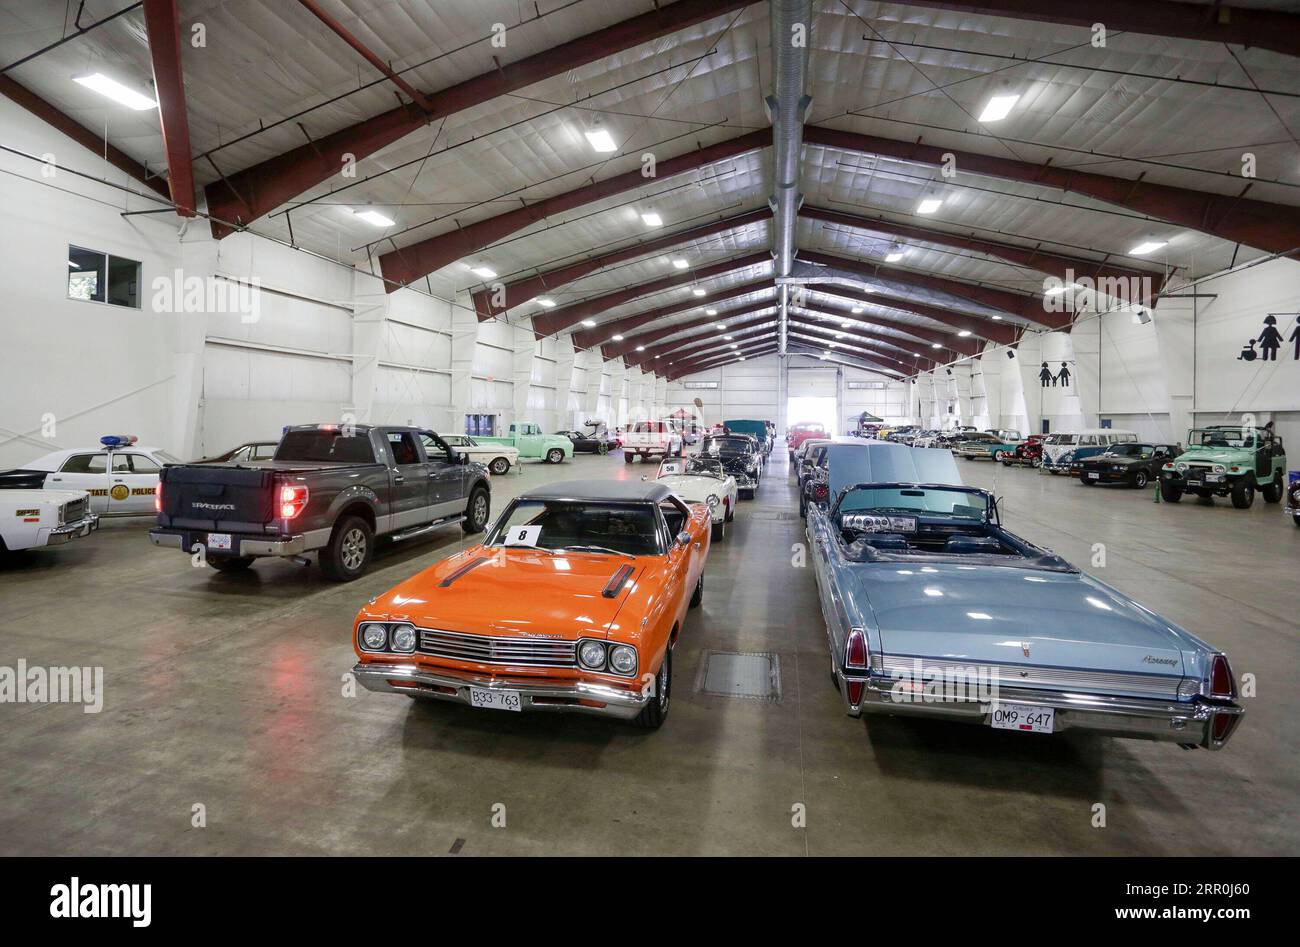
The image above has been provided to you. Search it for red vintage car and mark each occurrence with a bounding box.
[1001,434,1045,467]
[787,422,827,460]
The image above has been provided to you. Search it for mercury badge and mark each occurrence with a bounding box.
[1021,642,1031,658]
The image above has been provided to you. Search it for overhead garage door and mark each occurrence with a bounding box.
[787,367,838,397]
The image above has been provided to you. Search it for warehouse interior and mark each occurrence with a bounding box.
[0,0,1298,858]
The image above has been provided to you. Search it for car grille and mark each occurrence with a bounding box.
[62,496,88,523]
[417,628,577,668]
[878,655,1184,699]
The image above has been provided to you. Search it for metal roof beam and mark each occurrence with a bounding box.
[570,280,775,348]
[205,0,760,237]
[382,131,771,290]
[801,205,1162,292]
[894,1,1300,59]
[473,208,772,320]
[142,0,196,215]
[532,251,770,337]
[804,124,1300,257]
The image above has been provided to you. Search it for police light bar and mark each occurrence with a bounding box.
[99,435,138,448]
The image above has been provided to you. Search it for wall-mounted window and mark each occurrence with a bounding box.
[681,381,719,390]
[465,414,496,436]
[67,245,141,308]
[846,381,885,390]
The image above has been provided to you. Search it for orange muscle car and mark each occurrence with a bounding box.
[351,479,710,728]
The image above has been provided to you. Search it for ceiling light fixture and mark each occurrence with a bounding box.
[636,345,646,351]
[581,319,597,327]
[931,343,942,349]
[958,330,972,337]
[469,265,496,279]
[991,315,1003,321]
[885,243,906,263]
[716,323,726,330]
[640,211,663,227]
[671,258,688,269]
[584,126,617,153]
[916,197,943,215]
[350,209,395,227]
[691,288,705,297]
[1130,240,1167,255]
[73,73,157,110]
[978,93,1021,123]
[536,298,556,308]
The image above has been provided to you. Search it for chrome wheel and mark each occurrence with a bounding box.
[341,528,366,571]
[657,651,671,711]
[489,457,509,475]
[471,492,488,526]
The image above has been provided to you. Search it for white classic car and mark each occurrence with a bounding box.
[0,489,98,554]
[652,456,738,541]
[0,435,179,516]
[435,434,519,475]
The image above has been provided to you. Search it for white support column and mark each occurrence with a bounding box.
[511,325,535,426]
[171,232,217,461]
[350,269,388,426]
[553,337,577,429]
[450,303,478,434]
[583,351,603,421]
[1152,279,1197,442]
[607,359,628,426]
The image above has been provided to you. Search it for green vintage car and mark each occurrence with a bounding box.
[1158,425,1286,509]
[477,422,574,464]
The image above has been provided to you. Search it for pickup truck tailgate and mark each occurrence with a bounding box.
[159,465,275,532]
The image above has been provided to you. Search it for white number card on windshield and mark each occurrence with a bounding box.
[504,525,543,546]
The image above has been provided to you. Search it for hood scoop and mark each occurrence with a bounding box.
[602,564,635,598]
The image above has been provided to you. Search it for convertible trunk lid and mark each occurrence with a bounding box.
[854,563,1189,690]
[375,550,641,638]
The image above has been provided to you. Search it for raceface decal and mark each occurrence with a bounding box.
[191,501,236,511]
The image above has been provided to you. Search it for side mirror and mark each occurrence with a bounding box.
[455,452,469,465]
[676,530,692,546]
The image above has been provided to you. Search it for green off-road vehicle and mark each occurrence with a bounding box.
[1158,425,1286,509]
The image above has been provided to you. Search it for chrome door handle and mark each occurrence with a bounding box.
[394,475,405,483]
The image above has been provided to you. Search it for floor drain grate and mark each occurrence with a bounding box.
[694,651,782,701]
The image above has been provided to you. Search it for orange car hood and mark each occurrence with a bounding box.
[363,548,646,640]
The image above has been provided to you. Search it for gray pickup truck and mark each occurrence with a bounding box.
[150,424,491,581]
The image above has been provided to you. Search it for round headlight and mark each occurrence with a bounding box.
[1176,462,1187,472]
[390,625,416,652]
[360,624,387,650]
[706,494,720,509]
[578,640,606,670]
[609,645,637,675]
[1213,464,1226,473]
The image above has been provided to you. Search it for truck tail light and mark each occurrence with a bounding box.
[846,627,869,669]
[280,483,309,519]
[1209,654,1235,699]
[154,482,162,514]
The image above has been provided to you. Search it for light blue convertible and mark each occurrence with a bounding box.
[806,443,1244,750]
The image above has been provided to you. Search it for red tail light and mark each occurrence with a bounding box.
[1211,713,1235,743]
[846,680,865,706]
[1209,655,1235,698]
[846,628,868,669]
[154,482,162,514]
[279,483,309,519]
[815,483,829,499]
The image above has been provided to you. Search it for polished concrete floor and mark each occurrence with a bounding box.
[1,449,1297,855]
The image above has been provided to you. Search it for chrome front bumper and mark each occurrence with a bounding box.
[47,513,98,545]
[839,673,1244,749]
[352,662,651,720]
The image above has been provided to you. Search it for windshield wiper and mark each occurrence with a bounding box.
[561,545,637,559]
[494,543,557,555]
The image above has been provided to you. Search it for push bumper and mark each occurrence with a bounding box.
[46,513,98,545]
[149,528,309,557]
[839,673,1244,750]
[352,662,651,720]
